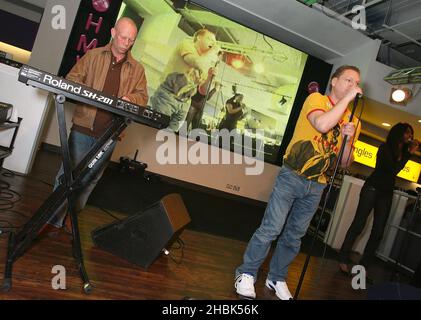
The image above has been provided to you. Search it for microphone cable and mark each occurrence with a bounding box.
[0,167,55,235]
[0,170,26,235]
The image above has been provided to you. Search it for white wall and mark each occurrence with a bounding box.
[0,63,49,173]
[327,39,381,83]
[29,0,81,73]
[0,0,80,174]
[31,0,81,146]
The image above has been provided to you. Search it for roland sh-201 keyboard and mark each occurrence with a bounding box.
[18,65,169,129]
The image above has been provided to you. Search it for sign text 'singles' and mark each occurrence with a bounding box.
[353,140,421,182]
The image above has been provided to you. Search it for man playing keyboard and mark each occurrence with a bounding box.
[42,17,148,234]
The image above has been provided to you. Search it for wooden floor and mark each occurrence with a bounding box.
[0,150,367,300]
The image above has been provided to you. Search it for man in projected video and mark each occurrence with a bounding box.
[218,93,247,131]
[150,28,220,131]
[235,65,362,300]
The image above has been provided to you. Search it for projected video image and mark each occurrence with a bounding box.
[119,0,308,163]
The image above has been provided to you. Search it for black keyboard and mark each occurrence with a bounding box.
[18,65,169,129]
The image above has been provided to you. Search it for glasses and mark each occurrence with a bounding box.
[115,31,135,45]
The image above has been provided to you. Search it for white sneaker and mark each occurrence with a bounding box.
[265,279,293,300]
[235,274,256,299]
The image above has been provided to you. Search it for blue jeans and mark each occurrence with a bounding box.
[48,130,117,227]
[236,166,326,281]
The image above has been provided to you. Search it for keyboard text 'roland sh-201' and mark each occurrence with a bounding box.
[18,65,169,129]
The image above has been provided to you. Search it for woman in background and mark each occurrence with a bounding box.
[338,123,419,276]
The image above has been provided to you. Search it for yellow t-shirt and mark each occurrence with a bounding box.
[283,92,360,183]
[163,39,198,78]
[163,39,218,82]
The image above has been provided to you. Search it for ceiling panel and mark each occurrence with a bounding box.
[305,0,421,68]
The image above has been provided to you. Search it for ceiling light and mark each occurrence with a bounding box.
[390,87,412,106]
[391,89,406,102]
[231,58,244,69]
[382,122,391,127]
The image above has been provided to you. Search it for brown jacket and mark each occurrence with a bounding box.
[67,43,148,129]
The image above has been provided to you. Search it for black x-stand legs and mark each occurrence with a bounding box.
[54,94,91,293]
[2,94,129,293]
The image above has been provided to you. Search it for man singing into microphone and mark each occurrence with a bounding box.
[150,28,219,131]
[234,65,362,300]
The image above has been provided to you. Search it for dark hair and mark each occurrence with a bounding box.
[386,122,414,160]
[329,65,360,91]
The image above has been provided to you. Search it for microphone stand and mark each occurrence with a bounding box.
[294,94,361,300]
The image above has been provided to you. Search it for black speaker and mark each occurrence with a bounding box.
[91,193,191,269]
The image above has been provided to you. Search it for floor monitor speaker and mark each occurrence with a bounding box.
[92,193,191,268]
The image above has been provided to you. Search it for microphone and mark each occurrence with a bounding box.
[353,93,362,108]
[408,139,421,152]
[348,92,362,123]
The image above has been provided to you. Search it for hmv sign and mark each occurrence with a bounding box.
[59,0,122,77]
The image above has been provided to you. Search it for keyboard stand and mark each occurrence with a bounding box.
[1,94,130,293]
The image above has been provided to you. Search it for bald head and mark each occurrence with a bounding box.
[114,17,138,34]
[110,17,138,58]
